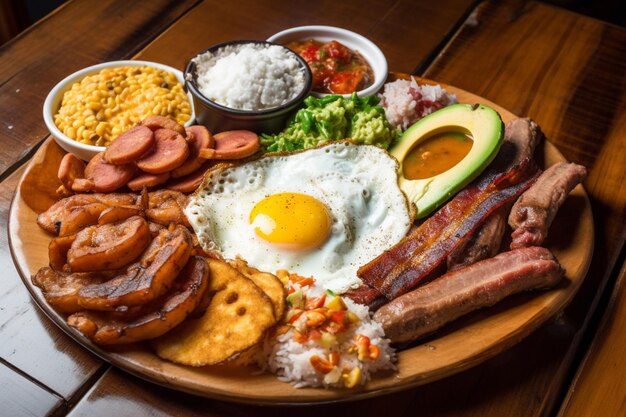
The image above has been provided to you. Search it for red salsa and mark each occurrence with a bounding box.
[286,39,374,94]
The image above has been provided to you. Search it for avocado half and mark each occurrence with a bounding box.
[390,103,503,218]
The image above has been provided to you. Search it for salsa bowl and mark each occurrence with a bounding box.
[267,25,388,97]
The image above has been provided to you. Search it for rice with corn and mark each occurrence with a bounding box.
[261,275,395,388]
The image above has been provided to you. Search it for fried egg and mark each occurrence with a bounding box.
[185,142,412,293]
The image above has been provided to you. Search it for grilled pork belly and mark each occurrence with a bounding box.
[373,246,564,344]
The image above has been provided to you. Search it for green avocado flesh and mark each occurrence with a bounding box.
[390,103,503,218]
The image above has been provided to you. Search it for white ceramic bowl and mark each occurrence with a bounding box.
[43,60,195,161]
[267,25,388,98]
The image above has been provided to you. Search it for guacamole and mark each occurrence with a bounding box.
[261,93,399,152]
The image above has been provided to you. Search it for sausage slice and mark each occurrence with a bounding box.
[58,153,86,191]
[104,125,155,165]
[199,130,259,160]
[137,129,189,174]
[85,152,136,192]
[167,161,213,193]
[127,171,171,191]
[172,125,214,178]
[141,115,186,137]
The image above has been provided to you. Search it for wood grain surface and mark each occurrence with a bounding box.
[0,363,63,417]
[557,262,626,417]
[134,0,476,75]
[1,166,105,405]
[1,0,625,415]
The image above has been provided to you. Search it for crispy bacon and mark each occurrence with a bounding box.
[349,118,542,307]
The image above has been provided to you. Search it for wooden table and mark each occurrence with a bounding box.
[1,0,624,415]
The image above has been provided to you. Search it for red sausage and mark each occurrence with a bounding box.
[198,130,259,160]
[141,115,186,137]
[58,153,86,191]
[172,125,214,178]
[137,129,189,174]
[85,152,136,193]
[166,161,213,193]
[127,171,171,191]
[104,125,154,165]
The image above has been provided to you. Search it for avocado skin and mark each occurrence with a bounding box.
[390,103,504,218]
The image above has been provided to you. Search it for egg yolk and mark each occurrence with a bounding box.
[249,192,332,251]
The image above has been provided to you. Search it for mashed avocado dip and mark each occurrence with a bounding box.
[261,94,399,152]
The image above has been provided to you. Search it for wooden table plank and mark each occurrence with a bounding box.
[0,0,200,180]
[65,366,429,417]
[557,261,626,417]
[1,166,105,400]
[135,0,476,75]
[0,362,64,417]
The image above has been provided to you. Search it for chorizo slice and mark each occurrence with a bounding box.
[31,267,115,314]
[198,130,259,160]
[98,204,144,225]
[172,126,214,178]
[137,129,189,174]
[68,256,209,345]
[67,215,151,272]
[85,152,136,193]
[141,115,186,137]
[167,161,212,193]
[103,125,154,165]
[58,153,86,191]
[127,171,170,191]
[76,225,192,309]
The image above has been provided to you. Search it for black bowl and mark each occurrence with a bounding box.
[184,40,312,134]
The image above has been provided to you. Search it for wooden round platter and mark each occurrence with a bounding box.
[8,76,594,405]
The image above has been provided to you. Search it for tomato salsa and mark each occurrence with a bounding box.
[286,39,374,94]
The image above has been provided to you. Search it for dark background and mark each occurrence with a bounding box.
[1,0,626,45]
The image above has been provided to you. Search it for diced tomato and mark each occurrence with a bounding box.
[289,274,315,287]
[309,329,322,341]
[286,39,374,94]
[329,71,363,94]
[305,293,326,310]
[310,354,334,374]
[287,309,303,324]
[301,45,320,62]
[323,41,350,63]
[293,330,308,344]
[324,319,348,335]
[328,310,346,325]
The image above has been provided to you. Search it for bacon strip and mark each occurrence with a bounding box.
[349,118,542,306]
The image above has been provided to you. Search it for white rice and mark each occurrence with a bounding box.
[379,78,457,130]
[261,283,396,388]
[190,43,306,111]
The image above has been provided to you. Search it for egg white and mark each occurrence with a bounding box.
[185,142,412,293]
